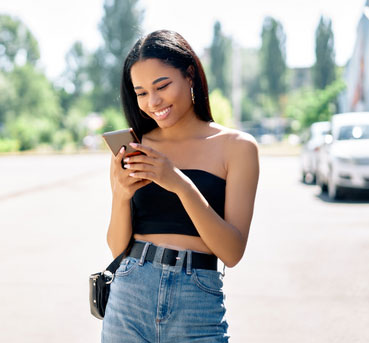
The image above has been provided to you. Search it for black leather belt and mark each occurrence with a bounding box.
[128,241,218,271]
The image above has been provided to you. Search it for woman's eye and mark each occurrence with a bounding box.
[136,92,146,97]
[158,83,171,90]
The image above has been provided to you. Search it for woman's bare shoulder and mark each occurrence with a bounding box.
[209,122,258,150]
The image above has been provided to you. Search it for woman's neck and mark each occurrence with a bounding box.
[153,113,209,142]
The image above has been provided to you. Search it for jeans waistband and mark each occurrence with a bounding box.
[128,240,218,273]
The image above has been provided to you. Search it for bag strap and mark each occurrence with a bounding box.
[105,237,134,274]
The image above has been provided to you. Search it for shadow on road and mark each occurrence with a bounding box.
[316,189,369,204]
[298,176,369,203]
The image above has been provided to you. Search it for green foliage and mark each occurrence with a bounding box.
[85,47,108,112]
[64,41,90,96]
[61,108,89,147]
[209,21,232,98]
[5,115,58,150]
[7,64,62,123]
[0,138,19,152]
[285,79,346,130]
[0,70,16,124]
[51,129,75,151]
[98,107,128,133]
[258,93,281,118]
[313,16,336,89]
[209,89,234,127]
[260,17,287,101]
[0,64,62,150]
[58,41,92,114]
[0,14,40,71]
[91,0,144,110]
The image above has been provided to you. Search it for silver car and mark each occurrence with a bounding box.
[316,112,369,199]
[300,121,331,183]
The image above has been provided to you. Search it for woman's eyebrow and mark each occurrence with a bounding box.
[134,77,170,90]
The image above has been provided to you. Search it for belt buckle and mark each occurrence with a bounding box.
[161,247,180,266]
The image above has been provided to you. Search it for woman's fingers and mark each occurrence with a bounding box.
[113,145,125,164]
[123,153,157,167]
[128,171,156,181]
[123,162,153,172]
[129,143,161,158]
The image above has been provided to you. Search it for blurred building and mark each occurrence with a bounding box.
[341,1,369,112]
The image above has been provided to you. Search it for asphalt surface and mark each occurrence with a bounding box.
[0,153,368,342]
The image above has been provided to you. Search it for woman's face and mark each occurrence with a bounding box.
[130,58,194,129]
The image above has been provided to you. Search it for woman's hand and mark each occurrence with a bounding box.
[122,143,189,193]
[110,146,152,201]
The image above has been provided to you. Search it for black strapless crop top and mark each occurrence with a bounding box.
[131,169,226,237]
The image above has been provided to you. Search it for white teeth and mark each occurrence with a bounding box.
[154,107,170,116]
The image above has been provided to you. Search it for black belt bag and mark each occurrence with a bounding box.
[89,249,127,320]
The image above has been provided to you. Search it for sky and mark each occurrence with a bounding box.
[0,0,367,81]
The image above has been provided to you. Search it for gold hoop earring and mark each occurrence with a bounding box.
[190,87,195,105]
[139,110,151,120]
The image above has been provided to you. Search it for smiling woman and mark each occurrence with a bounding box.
[120,30,212,139]
[102,30,259,342]
[131,59,194,127]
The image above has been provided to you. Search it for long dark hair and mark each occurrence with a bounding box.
[121,30,213,139]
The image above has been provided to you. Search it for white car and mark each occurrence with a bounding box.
[300,121,331,183]
[316,112,369,199]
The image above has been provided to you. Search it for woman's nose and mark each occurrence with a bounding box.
[148,92,161,108]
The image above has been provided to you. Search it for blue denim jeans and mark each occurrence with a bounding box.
[101,243,229,342]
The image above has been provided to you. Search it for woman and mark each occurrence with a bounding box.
[102,30,259,343]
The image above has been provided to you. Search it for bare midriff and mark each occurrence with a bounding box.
[133,233,213,254]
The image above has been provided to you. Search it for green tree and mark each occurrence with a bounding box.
[64,42,91,97]
[209,89,234,127]
[285,79,346,130]
[239,48,262,121]
[86,47,110,112]
[56,41,92,114]
[0,14,40,71]
[1,64,62,150]
[91,0,144,111]
[98,107,128,134]
[313,16,336,89]
[209,21,232,98]
[260,17,287,102]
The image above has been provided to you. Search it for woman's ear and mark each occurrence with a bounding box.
[186,65,195,86]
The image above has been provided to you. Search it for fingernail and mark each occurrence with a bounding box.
[119,146,125,154]
[130,142,138,147]
[129,172,135,177]
[124,158,129,162]
[124,164,130,169]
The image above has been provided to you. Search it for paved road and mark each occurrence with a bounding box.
[0,153,368,342]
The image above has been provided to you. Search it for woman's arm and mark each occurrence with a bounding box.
[107,197,133,258]
[125,134,259,267]
[175,134,259,267]
[106,147,151,258]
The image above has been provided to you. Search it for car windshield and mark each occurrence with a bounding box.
[337,124,369,140]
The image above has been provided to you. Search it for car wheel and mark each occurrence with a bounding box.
[316,172,327,193]
[303,171,314,184]
[328,173,343,200]
[302,171,306,183]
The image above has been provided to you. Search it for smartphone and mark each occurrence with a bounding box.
[102,128,142,158]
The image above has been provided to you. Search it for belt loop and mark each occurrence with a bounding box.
[139,242,151,266]
[186,250,192,275]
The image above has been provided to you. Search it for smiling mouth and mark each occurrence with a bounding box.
[152,106,171,117]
